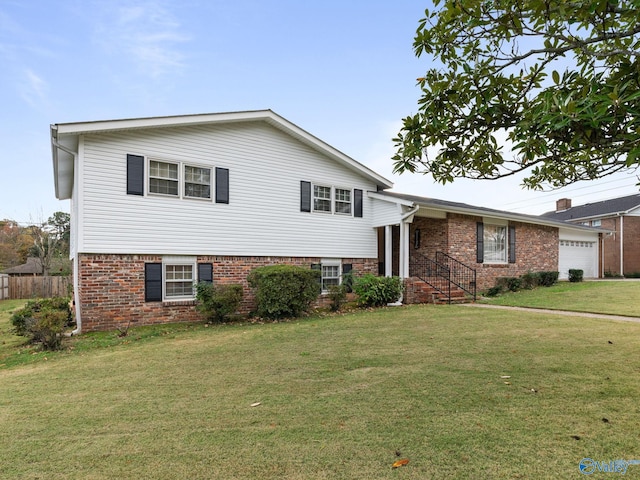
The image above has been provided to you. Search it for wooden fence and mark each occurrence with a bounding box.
[2,276,72,300]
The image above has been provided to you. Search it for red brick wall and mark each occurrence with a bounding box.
[601,217,621,275]
[623,216,640,275]
[77,254,377,332]
[407,214,559,292]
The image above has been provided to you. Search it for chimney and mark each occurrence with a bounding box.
[556,198,572,212]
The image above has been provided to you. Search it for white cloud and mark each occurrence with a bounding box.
[19,69,49,107]
[93,0,191,78]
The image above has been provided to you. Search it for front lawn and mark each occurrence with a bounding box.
[481,280,640,317]
[2,303,640,478]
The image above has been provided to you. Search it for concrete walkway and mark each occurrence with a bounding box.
[461,303,640,324]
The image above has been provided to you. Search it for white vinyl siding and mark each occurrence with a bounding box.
[77,122,378,258]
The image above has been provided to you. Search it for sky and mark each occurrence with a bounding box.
[1,0,639,225]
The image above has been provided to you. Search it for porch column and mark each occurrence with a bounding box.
[399,221,410,279]
[384,225,392,277]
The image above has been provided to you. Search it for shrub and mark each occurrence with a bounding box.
[496,277,522,292]
[624,272,640,278]
[568,269,584,283]
[485,285,503,297]
[353,274,403,307]
[10,297,72,350]
[520,271,540,290]
[328,284,348,312]
[195,283,243,323]
[247,265,320,319]
[538,271,559,287]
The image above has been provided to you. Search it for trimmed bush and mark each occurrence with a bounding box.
[328,284,348,312]
[353,274,403,307]
[10,297,72,351]
[496,277,522,292]
[247,265,320,319]
[195,283,243,323]
[485,285,503,297]
[520,271,540,290]
[538,271,559,287]
[568,269,584,283]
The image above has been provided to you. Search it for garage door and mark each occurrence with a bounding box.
[558,239,597,279]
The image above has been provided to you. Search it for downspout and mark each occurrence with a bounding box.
[52,138,82,335]
[389,205,420,306]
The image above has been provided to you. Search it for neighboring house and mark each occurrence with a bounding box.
[543,195,640,277]
[51,110,604,333]
[2,257,44,276]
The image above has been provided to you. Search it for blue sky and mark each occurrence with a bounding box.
[1,0,639,225]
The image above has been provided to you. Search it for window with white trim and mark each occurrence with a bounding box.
[322,264,341,291]
[149,160,179,196]
[313,185,332,212]
[184,165,211,199]
[334,188,352,214]
[163,257,197,300]
[592,219,601,227]
[483,224,507,263]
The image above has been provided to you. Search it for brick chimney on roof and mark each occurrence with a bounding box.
[556,198,572,212]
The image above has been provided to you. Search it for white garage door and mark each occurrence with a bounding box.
[559,239,597,280]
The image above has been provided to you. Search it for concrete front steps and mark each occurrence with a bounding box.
[405,276,472,305]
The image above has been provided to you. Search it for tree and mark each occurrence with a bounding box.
[0,220,32,270]
[393,1,640,189]
[28,212,71,275]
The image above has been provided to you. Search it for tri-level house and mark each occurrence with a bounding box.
[51,110,605,332]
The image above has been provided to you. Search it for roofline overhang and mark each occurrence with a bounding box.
[370,191,609,234]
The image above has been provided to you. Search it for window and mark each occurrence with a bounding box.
[592,219,602,227]
[483,224,507,263]
[313,185,332,212]
[145,259,212,302]
[164,264,194,298]
[322,264,341,290]
[184,165,211,199]
[335,188,352,214]
[149,160,179,196]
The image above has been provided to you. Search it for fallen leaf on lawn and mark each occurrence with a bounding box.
[504,381,511,385]
[392,459,409,468]
[500,375,511,379]
[250,402,261,407]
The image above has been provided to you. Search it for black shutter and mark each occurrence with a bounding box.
[476,222,484,263]
[216,167,229,204]
[342,263,353,293]
[354,189,363,217]
[300,181,311,212]
[198,263,213,284]
[311,263,322,291]
[127,154,144,196]
[145,263,162,302]
[509,225,516,263]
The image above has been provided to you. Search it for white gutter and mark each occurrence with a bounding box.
[52,138,82,335]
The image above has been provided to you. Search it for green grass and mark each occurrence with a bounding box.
[481,280,640,317]
[2,301,640,478]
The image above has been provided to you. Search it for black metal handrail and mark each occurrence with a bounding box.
[409,251,476,303]
[409,252,451,302]
[435,251,477,301]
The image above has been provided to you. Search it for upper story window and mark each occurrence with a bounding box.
[592,219,602,227]
[313,185,332,212]
[313,185,352,214]
[335,188,352,215]
[184,165,211,199]
[149,160,179,196]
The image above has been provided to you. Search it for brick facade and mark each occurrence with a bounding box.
[78,254,378,332]
[601,216,640,276]
[409,213,559,292]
